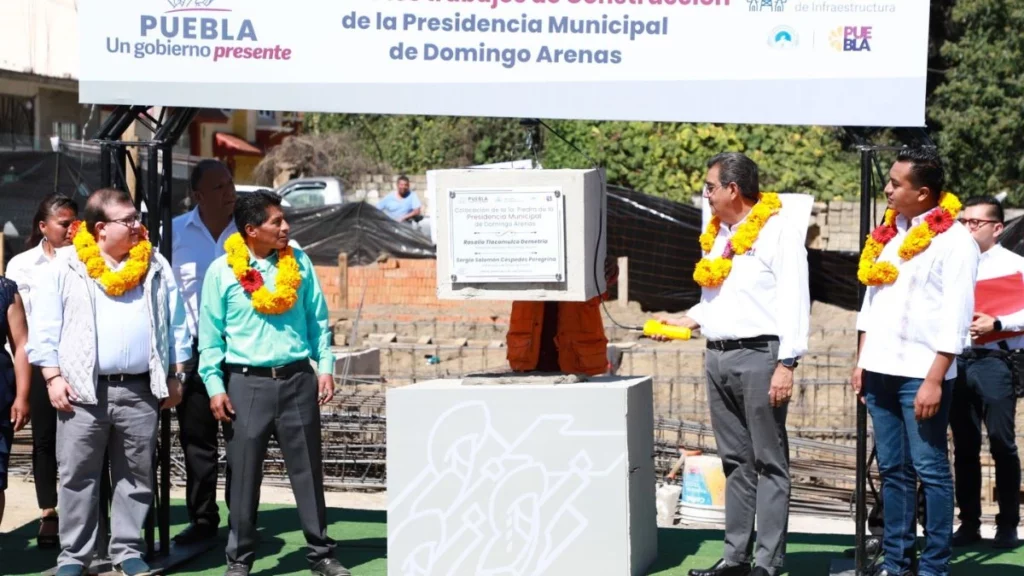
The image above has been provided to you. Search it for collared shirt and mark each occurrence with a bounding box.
[94,284,152,375]
[5,240,53,318]
[974,243,1024,350]
[198,246,334,397]
[171,209,238,338]
[686,210,811,361]
[27,247,192,372]
[856,213,979,380]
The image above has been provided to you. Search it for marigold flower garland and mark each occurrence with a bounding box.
[71,221,151,296]
[224,233,302,315]
[693,192,782,288]
[857,192,962,286]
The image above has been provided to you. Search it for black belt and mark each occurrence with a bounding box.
[224,360,310,380]
[706,335,779,351]
[961,347,1011,360]
[99,372,148,382]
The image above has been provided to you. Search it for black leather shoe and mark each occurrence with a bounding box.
[993,527,1020,549]
[224,563,250,576]
[173,523,218,545]
[952,524,982,547]
[751,567,772,576]
[688,559,751,576]
[311,558,352,576]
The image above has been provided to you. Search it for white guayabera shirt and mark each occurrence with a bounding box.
[856,214,979,381]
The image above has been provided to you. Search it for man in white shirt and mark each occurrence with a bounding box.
[27,188,191,576]
[661,152,810,576]
[948,196,1021,550]
[170,159,238,545]
[852,148,978,576]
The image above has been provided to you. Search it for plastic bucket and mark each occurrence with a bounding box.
[679,455,726,525]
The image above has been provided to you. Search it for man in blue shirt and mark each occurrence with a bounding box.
[376,175,422,222]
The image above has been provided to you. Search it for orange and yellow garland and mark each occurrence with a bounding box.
[693,192,782,288]
[857,192,961,286]
[224,233,302,315]
[71,221,151,296]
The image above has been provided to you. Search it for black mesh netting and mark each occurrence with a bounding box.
[287,202,436,267]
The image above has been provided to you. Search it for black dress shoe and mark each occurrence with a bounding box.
[688,559,752,576]
[173,523,218,545]
[952,524,982,547]
[310,558,352,576]
[223,563,250,576]
[751,567,772,576]
[993,527,1020,549]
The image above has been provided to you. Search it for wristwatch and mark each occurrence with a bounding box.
[174,371,189,386]
[994,319,1004,332]
[780,357,800,369]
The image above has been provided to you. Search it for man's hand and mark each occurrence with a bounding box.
[914,378,943,421]
[210,393,235,423]
[11,395,29,432]
[851,367,866,405]
[650,315,699,341]
[769,364,794,408]
[47,376,78,413]
[970,312,997,340]
[318,374,335,406]
[161,377,183,410]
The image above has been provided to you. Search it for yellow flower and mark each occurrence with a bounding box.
[939,191,961,214]
[224,233,302,315]
[692,193,781,288]
[699,218,721,253]
[858,193,963,286]
[897,226,934,260]
[72,221,151,296]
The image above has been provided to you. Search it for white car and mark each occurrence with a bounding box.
[235,178,344,210]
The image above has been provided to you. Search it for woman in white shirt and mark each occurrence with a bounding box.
[5,193,78,549]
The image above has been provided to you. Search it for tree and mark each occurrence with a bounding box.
[540,121,859,202]
[251,132,380,189]
[929,0,1024,202]
[306,114,527,173]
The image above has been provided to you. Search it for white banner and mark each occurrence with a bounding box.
[79,0,929,126]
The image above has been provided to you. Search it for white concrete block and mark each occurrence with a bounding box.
[332,347,381,378]
[387,376,657,575]
[434,169,607,302]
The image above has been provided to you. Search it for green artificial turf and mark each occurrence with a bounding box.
[4,501,1024,575]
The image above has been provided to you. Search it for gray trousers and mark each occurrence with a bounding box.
[705,341,790,571]
[224,367,334,566]
[56,378,158,568]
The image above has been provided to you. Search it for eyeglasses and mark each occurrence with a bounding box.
[107,215,142,228]
[702,182,728,199]
[957,218,999,230]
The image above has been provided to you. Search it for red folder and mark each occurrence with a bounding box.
[974,272,1024,345]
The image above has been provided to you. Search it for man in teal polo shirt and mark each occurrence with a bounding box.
[198,190,349,576]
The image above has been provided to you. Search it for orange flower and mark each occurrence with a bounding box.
[858,193,962,286]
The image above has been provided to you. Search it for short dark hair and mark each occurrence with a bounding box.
[895,148,945,200]
[233,189,282,234]
[707,152,759,201]
[963,195,1005,223]
[27,193,79,248]
[190,158,226,191]
[83,188,134,235]
[397,175,410,184]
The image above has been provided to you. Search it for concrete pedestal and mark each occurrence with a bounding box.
[387,376,657,576]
